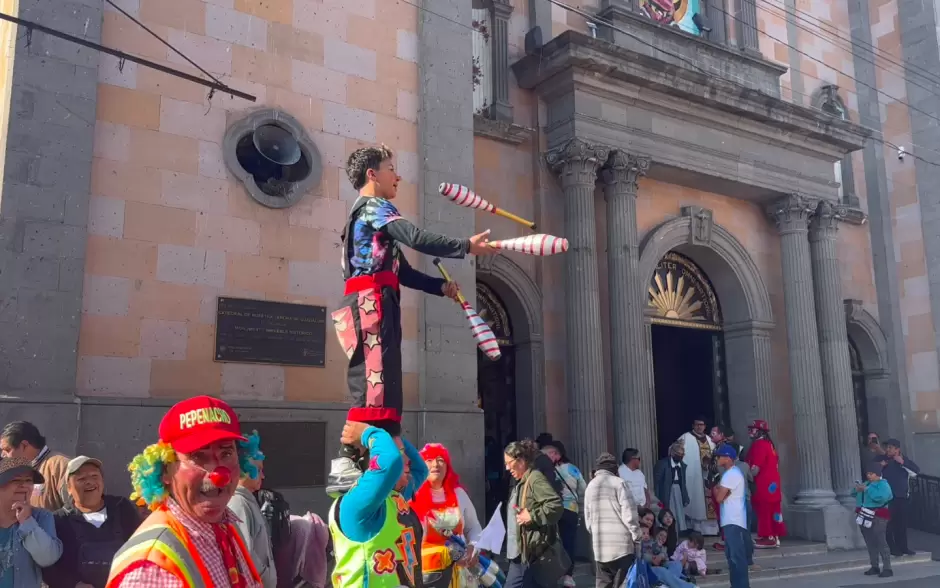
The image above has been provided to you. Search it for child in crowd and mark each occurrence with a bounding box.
[658,508,679,556]
[643,527,699,588]
[672,531,707,579]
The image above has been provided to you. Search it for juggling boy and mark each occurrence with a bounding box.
[328,144,494,493]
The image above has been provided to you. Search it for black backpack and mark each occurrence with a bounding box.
[255,488,292,556]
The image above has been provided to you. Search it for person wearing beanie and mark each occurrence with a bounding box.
[853,461,894,578]
[584,453,643,588]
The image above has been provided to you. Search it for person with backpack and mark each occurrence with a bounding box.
[256,488,296,588]
[540,441,585,588]
[229,432,277,587]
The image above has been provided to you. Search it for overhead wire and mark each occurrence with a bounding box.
[759,0,940,91]
[707,1,940,140]
[543,0,940,168]
[399,0,940,168]
[104,0,224,99]
[718,0,940,165]
[755,0,940,101]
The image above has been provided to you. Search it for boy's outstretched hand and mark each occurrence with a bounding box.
[442,281,461,301]
[468,230,496,255]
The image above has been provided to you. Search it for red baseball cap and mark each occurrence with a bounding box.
[159,396,246,454]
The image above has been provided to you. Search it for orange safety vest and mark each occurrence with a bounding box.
[106,505,260,588]
[421,506,465,576]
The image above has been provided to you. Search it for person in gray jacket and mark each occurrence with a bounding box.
[228,432,277,588]
[0,456,62,587]
[584,453,643,588]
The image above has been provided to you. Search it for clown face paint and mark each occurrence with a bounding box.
[167,440,240,523]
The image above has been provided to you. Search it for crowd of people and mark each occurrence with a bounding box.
[0,401,761,588]
[0,143,925,588]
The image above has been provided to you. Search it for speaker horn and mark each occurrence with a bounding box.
[252,124,302,166]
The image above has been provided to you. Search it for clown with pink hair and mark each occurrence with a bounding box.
[410,443,489,588]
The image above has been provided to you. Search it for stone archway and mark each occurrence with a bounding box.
[844,300,908,451]
[639,214,777,450]
[476,255,544,438]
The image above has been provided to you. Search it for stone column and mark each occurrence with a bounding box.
[810,201,862,507]
[546,138,610,471]
[601,151,656,463]
[734,0,760,52]
[490,0,514,122]
[766,194,837,505]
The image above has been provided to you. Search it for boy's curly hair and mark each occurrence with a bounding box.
[346,144,394,191]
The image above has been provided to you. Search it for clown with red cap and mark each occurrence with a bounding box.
[106,396,264,588]
[745,419,787,548]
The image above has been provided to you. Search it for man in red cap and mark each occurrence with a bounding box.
[106,396,263,587]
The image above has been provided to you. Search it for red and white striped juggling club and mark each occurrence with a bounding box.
[487,234,569,256]
[439,183,537,230]
[432,258,501,361]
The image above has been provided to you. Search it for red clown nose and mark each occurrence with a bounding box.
[208,466,231,488]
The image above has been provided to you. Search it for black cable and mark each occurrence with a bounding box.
[401,0,940,168]
[760,0,940,91]
[709,1,940,138]
[752,0,940,105]
[104,0,224,86]
[543,0,940,168]
[0,12,255,101]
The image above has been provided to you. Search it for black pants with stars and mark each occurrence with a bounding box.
[332,283,403,422]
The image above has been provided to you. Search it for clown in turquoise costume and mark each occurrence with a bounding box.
[330,421,429,588]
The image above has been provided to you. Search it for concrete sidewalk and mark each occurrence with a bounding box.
[754,561,940,588]
[908,528,940,558]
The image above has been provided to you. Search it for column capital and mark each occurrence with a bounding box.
[766,194,818,234]
[809,200,848,242]
[545,138,610,187]
[600,150,650,196]
[491,0,513,19]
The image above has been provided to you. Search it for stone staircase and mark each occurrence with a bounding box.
[571,539,934,586]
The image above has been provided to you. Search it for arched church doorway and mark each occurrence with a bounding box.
[476,281,516,520]
[648,251,729,457]
[849,338,871,473]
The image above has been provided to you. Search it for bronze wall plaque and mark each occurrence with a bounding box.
[215,297,326,367]
[241,421,326,487]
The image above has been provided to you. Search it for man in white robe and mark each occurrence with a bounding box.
[678,417,719,535]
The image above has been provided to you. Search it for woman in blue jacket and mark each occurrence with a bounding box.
[852,461,893,578]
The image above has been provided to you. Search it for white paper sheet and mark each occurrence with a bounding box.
[472,502,507,553]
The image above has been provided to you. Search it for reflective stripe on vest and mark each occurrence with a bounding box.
[107,508,213,588]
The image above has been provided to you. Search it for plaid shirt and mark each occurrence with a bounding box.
[115,499,262,588]
[583,470,642,563]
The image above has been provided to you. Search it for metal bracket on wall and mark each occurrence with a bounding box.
[0,11,257,103]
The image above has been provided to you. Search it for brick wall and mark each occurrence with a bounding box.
[78,0,421,402]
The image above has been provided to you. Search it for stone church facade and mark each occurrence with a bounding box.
[1,0,938,545]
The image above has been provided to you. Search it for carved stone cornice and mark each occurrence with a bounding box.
[600,150,649,196]
[766,194,818,234]
[809,199,848,242]
[843,298,865,322]
[545,138,610,187]
[473,115,532,145]
[841,206,868,226]
[491,0,513,19]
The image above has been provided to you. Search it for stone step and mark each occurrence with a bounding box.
[703,539,826,566]
[696,549,934,586]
